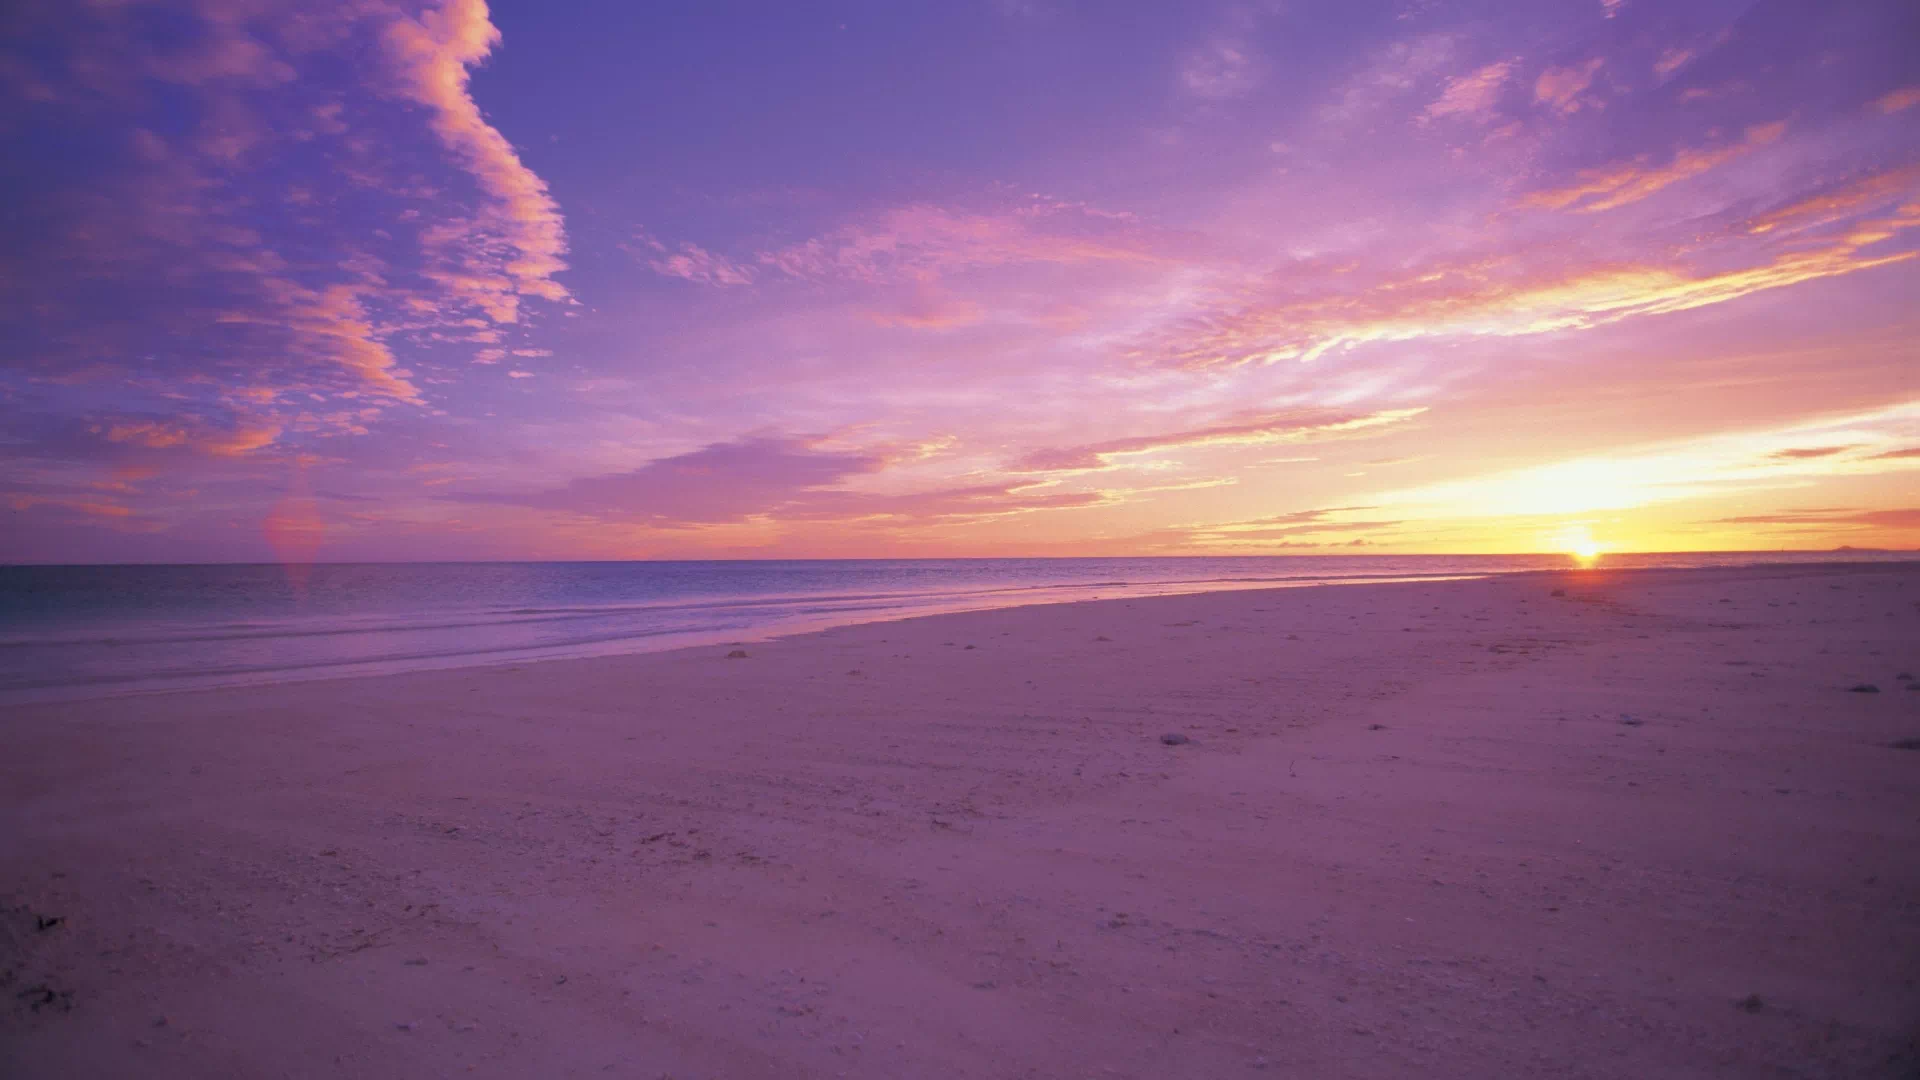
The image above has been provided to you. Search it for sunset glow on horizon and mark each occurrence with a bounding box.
[2,0,1916,562]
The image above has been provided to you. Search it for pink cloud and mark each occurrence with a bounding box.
[1873,86,1920,114]
[97,418,280,458]
[459,434,1127,531]
[638,235,757,286]
[383,0,569,323]
[1178,37,1258,101]
[1133,212,1917,370]
[1653,47,1695,80]
[242,280,424,405]
[647,202,1165,290]
[470,435,889,524]
[1013,409,1424,472]
[1767,445,1857,460]
[1424,60,1513,123]
[1534,57,1604,115]
[1522,122,1785,213]
[1746,164,1920,235]
[864,284,986,331]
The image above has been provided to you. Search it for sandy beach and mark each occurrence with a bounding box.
[3,562,1917,1079]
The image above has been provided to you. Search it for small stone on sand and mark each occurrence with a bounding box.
[1160,733,1190,746]
[1847,683,1879,693]
[726,649,749,659]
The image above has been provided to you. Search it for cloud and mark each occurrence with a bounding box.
[1140,205,1916,370]
[643,201,1164,289]
[864,284,986,331]
[458,433,1119,529]
[1164,506,1405,550]
[4,494,138,521]
[95,417,280,458]
[1521,122,1785,213]
[1424,60,1513,123]
[252,279,425,404]
[0,0,582,469]
[1873,86,1920,114]
[1178,37,1258,101]
[1012,408,1425,473]
[1534,57,1604,115]
[465,435,889,524]
[1652,48,1694,80]
[1319,33,1458,125]
[1867,447,1920,460]
[637,235,757,286]
[1768,445,1857,460]
[1369,401,1920,519]
[1707,508,1920,529]
[382,0,569,323]
[1746,164,1920,235]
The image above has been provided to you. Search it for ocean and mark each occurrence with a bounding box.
[0,552,1908,704]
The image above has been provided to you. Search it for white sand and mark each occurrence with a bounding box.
[3,563,1918,1078]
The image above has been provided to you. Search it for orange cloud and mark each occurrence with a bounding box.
[1522,122,1784,213]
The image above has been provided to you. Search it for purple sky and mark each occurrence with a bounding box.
[2,0,1917,562]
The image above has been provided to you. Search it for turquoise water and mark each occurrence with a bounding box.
[0,552,1909,702]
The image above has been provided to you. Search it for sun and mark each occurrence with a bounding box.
[1553,525,1605,566]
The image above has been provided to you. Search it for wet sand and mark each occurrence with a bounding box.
[3,562,1918,1078]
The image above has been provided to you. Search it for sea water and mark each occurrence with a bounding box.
[0,552,1908,703]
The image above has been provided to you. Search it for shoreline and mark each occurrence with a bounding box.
[4,561,1918,1077]
[10,557,1919,708]
[0,569,1490,707]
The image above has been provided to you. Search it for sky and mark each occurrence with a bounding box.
[1,0,1916,563]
